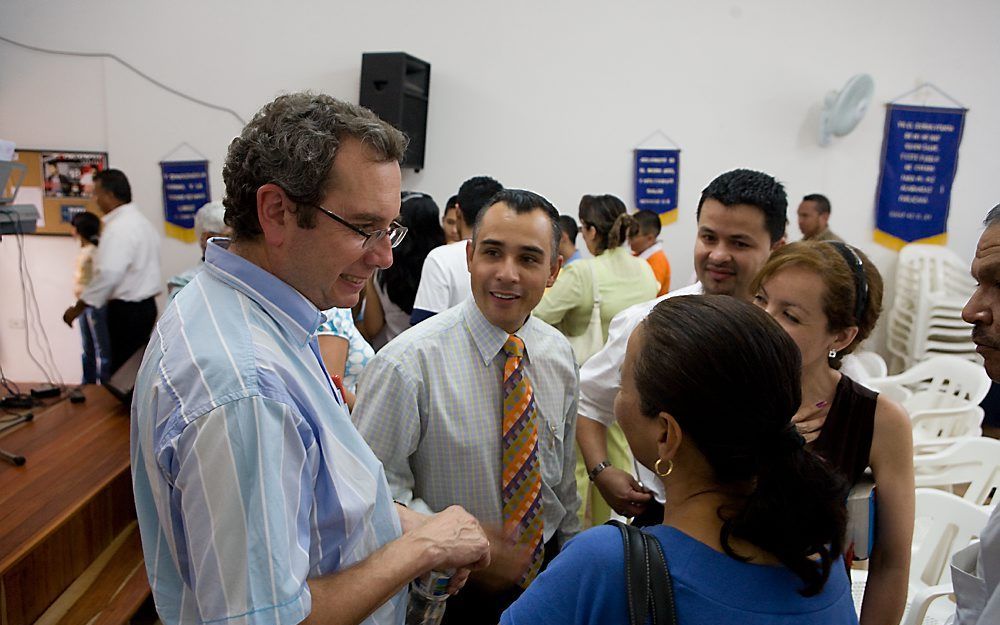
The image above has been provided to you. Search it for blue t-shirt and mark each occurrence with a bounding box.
[501,525,857,625]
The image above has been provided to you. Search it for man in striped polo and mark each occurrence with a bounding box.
[130,93,490,625]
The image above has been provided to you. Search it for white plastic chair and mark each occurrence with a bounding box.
[863,378,913,404]
[886,314,978,371]
[868,356,992,407]
[913,437,1000,506]
[893,305,975,331]
[890,245,976,374]
[897,489,992,625]
[850,351,888,380]
[868,357,989,446]
[897,244,977,300]
[911,404,984,444]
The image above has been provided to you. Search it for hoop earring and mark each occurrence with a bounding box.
[654,458,673,477]
[828,349,837,359]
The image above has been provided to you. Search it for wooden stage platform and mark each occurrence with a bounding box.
[0,385,149,625]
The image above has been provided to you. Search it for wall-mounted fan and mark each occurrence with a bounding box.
[819,74,875,146]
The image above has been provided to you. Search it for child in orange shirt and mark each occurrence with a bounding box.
[629,209,671,296]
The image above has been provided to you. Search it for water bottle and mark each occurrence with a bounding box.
[405,569,453,625]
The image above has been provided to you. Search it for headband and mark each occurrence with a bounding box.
[827,241,869,323]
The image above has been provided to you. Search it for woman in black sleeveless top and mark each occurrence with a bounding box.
[751,241,914,625]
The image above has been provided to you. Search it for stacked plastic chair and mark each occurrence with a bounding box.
[886,244,978,373]
[850,489,991,624]
[912,437,1000,506]
[898,490,992,625]
[866,355,991,449]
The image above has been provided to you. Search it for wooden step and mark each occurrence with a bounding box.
[34,522,150,625]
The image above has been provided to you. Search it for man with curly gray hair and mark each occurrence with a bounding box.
[131,92,491,625]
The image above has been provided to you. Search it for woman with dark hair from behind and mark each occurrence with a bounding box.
[503,295,857,624]
[751,241,914,625]
[359,191,445,350]
[70,211,111,384]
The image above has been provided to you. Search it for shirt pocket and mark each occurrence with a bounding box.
[950,543,988,625]
[534,399,565,485]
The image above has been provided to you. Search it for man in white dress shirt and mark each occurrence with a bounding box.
[410,175,503,324]
[576,168,789,525]
[63,169,161,376]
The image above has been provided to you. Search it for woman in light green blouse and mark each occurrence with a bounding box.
[534,194,658,528]
[535,194,658,341]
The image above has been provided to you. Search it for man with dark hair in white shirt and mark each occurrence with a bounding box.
[63,168,161,376]
[410,175,503,324]
[576,169,788,525]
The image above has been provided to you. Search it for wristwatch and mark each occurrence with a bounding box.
[587,460,612,482]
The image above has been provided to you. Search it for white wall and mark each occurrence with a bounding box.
[2,0,999,382]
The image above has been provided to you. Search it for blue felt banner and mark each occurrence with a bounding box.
[634,149,680,225]
[874,104,966,250]
[161,160,210,242]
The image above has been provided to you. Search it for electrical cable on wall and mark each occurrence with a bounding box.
[11,213,61,384]
[0,34,246,126]
[0,209,63,386]
[0,361,22,396]
[18,228,62,383]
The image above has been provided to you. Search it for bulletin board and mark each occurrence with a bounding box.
[4,149,108,235]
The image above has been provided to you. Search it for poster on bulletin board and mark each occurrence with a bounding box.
[3,149,108,235]
[634,148,680,225]
[160,160,210,243]
[873,104,966,250]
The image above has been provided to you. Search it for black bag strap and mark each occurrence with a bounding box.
[609,519,649,625]
[607,520,678,625]
[644,530,678,625]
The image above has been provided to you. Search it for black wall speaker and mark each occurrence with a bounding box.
[359,52,431,171]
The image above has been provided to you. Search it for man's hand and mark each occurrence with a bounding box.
[62,301,87,327]
[304,506,488,623]
[471,526,533,593]
[593,466,652,517]
[406,505,490,574]
[792,400,830,443]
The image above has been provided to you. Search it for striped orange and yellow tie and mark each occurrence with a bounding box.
[501,334,544,588]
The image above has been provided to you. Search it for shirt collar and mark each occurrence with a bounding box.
[637,241,662,260]
[100,202,136,224]
[461,298,542,366]
[203,239,327,347]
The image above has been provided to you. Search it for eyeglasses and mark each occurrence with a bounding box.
[312,204,408,250]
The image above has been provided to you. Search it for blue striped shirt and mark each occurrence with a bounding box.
[131,240,404,625]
